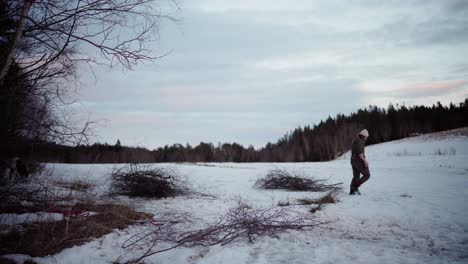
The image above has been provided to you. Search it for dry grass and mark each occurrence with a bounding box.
[297,192,337,214]
[55,180,95,192]
[297,192,337,206]
[276,192,338,213]
[0,203,150,257]
[0,165,152,259]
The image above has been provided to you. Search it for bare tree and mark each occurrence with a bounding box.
[0,0,33,85]
[0,0,172,157]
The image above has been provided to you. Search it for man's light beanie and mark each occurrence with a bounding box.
[359,129,369,137]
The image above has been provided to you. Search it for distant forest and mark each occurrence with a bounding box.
[18,98,468,163]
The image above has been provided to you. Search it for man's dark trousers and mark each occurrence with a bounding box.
[351,158,370,190]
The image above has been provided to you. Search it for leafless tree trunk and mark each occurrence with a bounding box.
[0,0,34,86]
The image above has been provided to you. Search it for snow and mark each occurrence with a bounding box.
[0,212,63,226]
[3,128,468,264]
[0,211,97,228]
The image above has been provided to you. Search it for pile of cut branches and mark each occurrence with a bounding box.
[110,164,188,198]
[123,201,323,263]
[255,168,342,192]
[178,201,319,246]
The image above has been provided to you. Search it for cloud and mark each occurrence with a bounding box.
[361,79,468,107]
[394,80,468,98]
[75,0,468,148]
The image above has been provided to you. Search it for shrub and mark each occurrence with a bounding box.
[27,161,46,175]
[0,168,95,215]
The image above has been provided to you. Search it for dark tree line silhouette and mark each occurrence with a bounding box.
[20,98,468,163]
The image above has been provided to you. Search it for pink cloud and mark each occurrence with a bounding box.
[395,80,468,97]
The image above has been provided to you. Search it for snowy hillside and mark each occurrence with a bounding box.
[3,128,468,264]
[342,127,468,160]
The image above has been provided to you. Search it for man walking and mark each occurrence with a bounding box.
[350,129,371,195]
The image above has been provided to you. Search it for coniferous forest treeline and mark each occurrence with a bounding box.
[19,98,468,163]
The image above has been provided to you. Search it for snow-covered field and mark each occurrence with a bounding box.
[4,128,468,264]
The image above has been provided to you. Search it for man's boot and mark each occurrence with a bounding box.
[355,186,361,195]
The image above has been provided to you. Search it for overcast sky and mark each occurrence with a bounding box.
[76,0,468,149]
